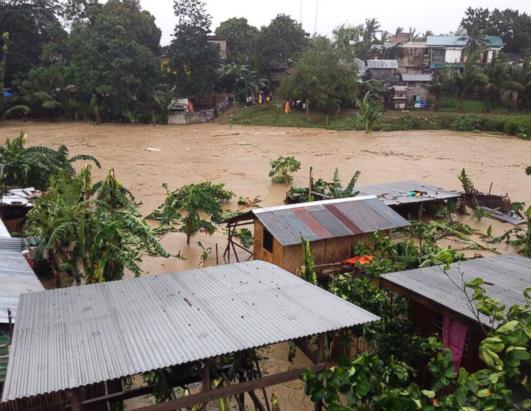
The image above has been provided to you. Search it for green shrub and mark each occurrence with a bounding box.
[450,115,484,131]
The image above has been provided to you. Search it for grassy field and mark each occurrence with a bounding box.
[221,103,531,139]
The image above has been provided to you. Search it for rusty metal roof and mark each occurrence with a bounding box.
[1,261,379,401]
[381,255,531,328]
[253,197,409,246]
[358,181,462,207]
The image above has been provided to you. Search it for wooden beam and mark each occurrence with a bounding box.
[69,390,82,411]
[133,363,327,411]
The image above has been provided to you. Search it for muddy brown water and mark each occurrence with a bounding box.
[1,121,530,409]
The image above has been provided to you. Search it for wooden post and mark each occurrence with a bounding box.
[201,361,211,392]
[215,243,219,266]
[69,390,82,411]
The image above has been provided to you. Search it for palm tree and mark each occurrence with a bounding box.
[0,132,100,190]
[483,55,509,112]
[426,69,450,111]
[502,55,531,111]
[460,27,488,59]
[451,51,488,112]
[363,18,381,43]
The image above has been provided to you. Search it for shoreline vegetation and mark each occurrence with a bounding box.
[221,103,531,139]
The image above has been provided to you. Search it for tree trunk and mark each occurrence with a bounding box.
[459,93,465,112]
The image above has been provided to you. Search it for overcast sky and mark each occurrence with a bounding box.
[140,0,531,46]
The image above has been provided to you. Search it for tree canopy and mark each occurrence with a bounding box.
[215,17,259,65]
[278,37,358,112]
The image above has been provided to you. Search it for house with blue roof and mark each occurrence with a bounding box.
[426,35,503,69]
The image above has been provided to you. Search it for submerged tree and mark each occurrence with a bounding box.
[269,156,301,184]
[356,91,383,133]
[26,168,169,284]
[150,182,233,245]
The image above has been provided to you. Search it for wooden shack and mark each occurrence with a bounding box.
[380,255,531,372]
[251,196,409,274]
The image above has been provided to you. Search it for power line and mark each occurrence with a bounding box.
[314,0,319,34]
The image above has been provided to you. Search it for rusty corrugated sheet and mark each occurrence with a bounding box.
[1,261,379,402]
[254,197,409,246]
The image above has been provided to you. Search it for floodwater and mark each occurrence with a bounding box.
[1,121,529,409]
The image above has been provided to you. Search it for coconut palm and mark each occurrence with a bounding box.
[502,55,531,111]
[451,51,488,112]
[426,70,450,112]
[483,55,509,112]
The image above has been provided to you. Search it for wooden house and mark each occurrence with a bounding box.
[251,196,409,274]
[380,255,531,372]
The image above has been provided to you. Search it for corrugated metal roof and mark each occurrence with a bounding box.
[253,197,409,246]
[2,261,379,401]
[381,255,531,327]
[0,188,38,208]
[358,181,461,207]
[426,35,503,48]
[0,248,43,325]
[0,219,9,238]
[402,73,433,82]
[367,59,399,69]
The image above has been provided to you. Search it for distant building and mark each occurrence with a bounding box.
[354,58,367,81]
[366,59,401,82]
[401,73,433,104]
[398,41,429,73]
[389,32,412,45]
[207,35,228,61]
[426,35,503,69]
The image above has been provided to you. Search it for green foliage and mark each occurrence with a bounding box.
[314,168,361,199]
[355,91,383,133]
[26,168,169,284]
[68,2,161,123]
[150,182,233,245]
[268,156,301,184]
[304,264,531,411]
[300,238,317,285]
[278,36,358,112]
[233,228,253,248]
[169,0,220,97]
[352,223,467,277]
[330,276,423,365]
[219,63,269,102]
[215,17,259,65]
[449,52,489,113]
[0,132,100,190]
[255,14,308,72]
[486,167,530,257]
[458,168,476,195]
[451,115,484,131]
